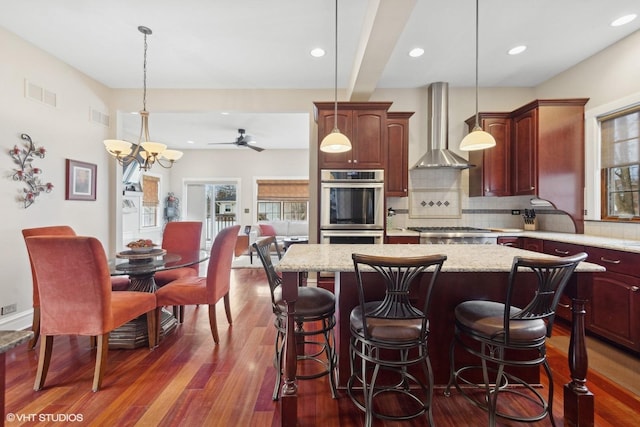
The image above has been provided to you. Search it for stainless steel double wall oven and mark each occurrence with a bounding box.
[320,169,384,244]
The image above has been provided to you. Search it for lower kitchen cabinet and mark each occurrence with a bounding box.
[497,236,521,248]
[543,241,585,322]
[586,246,640,352]
[521,237,543,252]
[386,235,419,244]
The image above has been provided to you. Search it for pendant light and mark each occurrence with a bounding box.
[104,26,183,170]
[319,0,352,153]
[459,0,496,151]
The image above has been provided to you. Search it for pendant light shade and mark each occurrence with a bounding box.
[459,0,496,152]
[320,0,351,153]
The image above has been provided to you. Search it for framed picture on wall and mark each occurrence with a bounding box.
[65,159,97,201]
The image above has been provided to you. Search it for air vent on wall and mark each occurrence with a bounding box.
[24,79,57,107]
[90,108,110,127]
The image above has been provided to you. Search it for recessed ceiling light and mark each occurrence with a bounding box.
[187,140,195,145]
[611,14,637,27]
[408,47,424,58]
[508,45,527,55]
[310,48,325,58]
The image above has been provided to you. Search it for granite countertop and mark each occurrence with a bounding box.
[277,243,605,273]
[0,330,33,353]
[385,228,640,254]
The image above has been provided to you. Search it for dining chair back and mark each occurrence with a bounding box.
[24,235,157,391]
[154,221,203,285]
[155,225,240,344]
[22,225,131,350]
[154,221,203,322]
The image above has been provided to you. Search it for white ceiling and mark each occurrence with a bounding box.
[1,0,639,151]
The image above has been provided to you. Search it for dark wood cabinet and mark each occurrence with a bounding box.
[315,102,391,170]
[521,237,543,253]
[585,246,640,352]
[543,240,586,322]
[386,112,413,197]
[511,99,589,233]
[468,99,588,233]
[511,108,537,196]
[386,235,419,244]
[497,236,521,248]
[467,113,511,197]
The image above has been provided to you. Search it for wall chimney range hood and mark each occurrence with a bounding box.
[412,82,473,169]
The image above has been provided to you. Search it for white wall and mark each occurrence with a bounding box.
[0,27,113,329]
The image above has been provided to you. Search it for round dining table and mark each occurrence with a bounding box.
[108,249,209,349]
[109,249,209,293]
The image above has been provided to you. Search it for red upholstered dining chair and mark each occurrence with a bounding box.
[156,225,240,344]
[22,225,131,351]
[154,221,203,286]
[24,236,157,392]
[153,221,203,322]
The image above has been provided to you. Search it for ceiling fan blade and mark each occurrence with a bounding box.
[246,144,265,152]
[207,142,237,145]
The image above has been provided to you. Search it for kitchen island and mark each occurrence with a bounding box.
[276,244,604,427]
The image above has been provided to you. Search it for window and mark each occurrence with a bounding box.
[142,175,160,227]
[600,105,640,220]
[256,179,308,221]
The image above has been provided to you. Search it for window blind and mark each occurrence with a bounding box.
[257,179,309,201]
[142,175,160,206]
[600,105,640,168]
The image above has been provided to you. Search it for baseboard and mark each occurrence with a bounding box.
[0,309,32,331]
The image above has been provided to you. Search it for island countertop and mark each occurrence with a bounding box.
[276,243,605,273]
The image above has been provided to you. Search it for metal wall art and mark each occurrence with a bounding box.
[10,133,53,208]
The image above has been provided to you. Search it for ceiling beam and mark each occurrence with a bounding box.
[347,0,417,101]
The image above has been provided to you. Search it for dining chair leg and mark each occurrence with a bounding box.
[154,307,162,346]
[208,305,219,344]
[146,311,158,348]
[34,335,53,391]
[223,292,232,325]
[93,333,109,392]
[28,307,40,350]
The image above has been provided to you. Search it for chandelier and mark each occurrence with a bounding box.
[104,26,183,170]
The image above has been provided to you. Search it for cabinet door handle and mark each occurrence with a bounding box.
[554,249,570,255]
[600,257,621,264]
[353,159,358,163]
[501,242,515,246]
[558,302,570,308]
[631,286,639,292]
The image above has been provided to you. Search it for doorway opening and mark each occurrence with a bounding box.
[185,180,239,249]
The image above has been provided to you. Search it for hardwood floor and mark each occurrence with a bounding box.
[5,268,640,426]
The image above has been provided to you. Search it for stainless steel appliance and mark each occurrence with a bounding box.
[320,229,384,245]
[320,169,384,229]
[407,226,498,244]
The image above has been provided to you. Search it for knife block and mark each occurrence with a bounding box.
[523,219,537,231]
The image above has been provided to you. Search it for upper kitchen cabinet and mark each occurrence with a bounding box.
[315,102,391,170]
[512,99,589,233]
[466,113,511,197]
[386,112,414,197]
[468,98,588,233]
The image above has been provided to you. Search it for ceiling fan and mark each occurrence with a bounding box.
[208,128,265,152]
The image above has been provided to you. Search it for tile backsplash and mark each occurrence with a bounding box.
[389,168,578,233]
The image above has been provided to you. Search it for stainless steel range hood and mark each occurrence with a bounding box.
[412,82,472,169]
